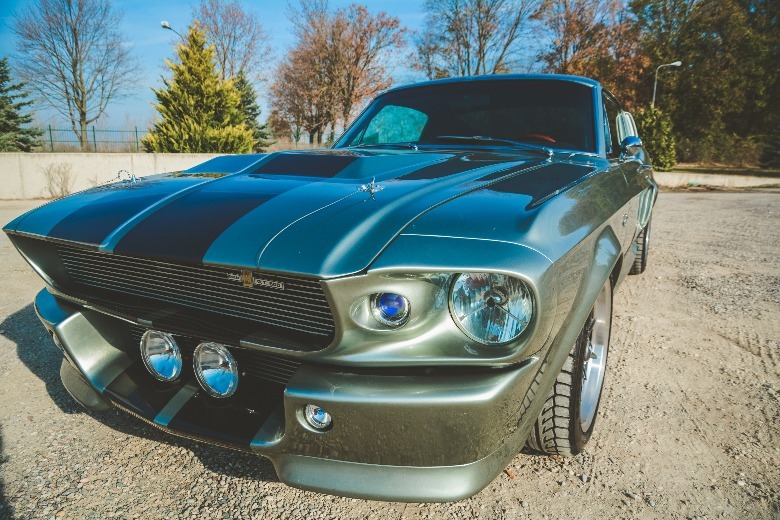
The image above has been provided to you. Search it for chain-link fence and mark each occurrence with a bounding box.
[39,126,148,152]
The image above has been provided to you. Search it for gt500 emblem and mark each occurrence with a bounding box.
[227,270,285,290]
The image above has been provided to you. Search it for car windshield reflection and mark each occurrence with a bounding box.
[336,79,596,153]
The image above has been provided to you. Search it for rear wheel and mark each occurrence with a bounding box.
[629,219,651,275]
[527,281,612,456]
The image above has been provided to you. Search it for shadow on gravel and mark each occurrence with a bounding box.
[2,303,279,484]
[0,424,13,520]
[2,304,82,415]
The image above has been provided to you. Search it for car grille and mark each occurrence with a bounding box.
[58,245,335,348]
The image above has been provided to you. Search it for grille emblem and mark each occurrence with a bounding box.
[227,270,285,291]
[242,269,253,287]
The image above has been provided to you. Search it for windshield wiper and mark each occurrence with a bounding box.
[354,142,418,150]
[433,135,552,154]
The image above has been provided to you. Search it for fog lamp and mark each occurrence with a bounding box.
[193,342,239,398]
[140,330,182,381]
[304,404,332,430]
[371,292,410,327]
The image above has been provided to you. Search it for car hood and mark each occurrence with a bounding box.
[5,149,598,278]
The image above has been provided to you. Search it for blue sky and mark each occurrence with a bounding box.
[0,0,428,129]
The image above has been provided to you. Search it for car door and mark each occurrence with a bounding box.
[602,92,635,247]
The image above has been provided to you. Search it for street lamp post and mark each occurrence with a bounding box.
[652,60,682,108]
[160,21,184,40]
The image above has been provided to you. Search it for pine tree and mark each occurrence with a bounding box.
[234,71,274,152]
[142,24,253,153]
[0,57,42,152]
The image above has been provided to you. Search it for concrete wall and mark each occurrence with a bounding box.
[654,171,779,189]
[0,153,221,199]
[3,152,777,200]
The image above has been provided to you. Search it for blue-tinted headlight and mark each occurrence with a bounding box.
[371,292,410,327]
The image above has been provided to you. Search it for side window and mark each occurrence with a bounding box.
[602,94,621,158]
[352,105,428,145]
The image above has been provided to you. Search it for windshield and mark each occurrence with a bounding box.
[335,79,596,153]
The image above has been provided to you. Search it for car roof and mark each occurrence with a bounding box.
[384,74,601,95]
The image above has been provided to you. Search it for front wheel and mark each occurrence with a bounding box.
[526,281,613,456]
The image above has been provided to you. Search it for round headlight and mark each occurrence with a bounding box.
[140,330,182,381]
[450,273,533,345]
[371,292,410,327]
[193,342,239,398]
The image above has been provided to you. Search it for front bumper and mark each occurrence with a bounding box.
[35,288,541,502]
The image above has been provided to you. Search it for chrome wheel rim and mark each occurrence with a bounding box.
[580,283,611,432]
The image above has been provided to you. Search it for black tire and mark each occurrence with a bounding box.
[629,219,651,275]
[526,281,613,456]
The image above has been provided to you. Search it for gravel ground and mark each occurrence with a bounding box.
[1,191,778,519]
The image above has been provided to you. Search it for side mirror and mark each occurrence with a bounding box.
[619,136,643,161]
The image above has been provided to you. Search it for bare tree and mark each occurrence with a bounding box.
[13,0,139,149]
[194,0,273,81]
[271,0,405,143]
[270,44,334,144]
[336,5,406,125]
[533,0,618,75]
[416,0,539,78]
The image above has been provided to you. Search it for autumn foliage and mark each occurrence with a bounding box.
[269,0,405,144]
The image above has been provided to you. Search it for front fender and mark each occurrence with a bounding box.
[508,224,621,446]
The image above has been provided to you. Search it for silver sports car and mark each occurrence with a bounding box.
[5,74,656,501]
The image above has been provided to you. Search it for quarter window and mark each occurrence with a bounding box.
[602,94,621,158]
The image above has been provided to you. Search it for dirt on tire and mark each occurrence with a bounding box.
[0,191,778,519]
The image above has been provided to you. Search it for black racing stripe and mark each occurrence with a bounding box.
[398,158,487,180]
[104,359,281,448]
[477,164,533,182]
[166,379,282,446]
[184,154,265,174]
[489,163,594,201]
[114,189,272,263]
[48,190,172,245]
[103,360,187,420]
[253,153,358,177]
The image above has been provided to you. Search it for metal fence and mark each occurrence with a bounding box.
[40,126,148,152]
[36,126,327,153]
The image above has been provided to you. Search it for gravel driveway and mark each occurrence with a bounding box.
[1,191,778,519]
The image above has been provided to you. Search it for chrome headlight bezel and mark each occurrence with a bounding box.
[140,330,182,382]
[448,272,534,345]
[193,342,239,398]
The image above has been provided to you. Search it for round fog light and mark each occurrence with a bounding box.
[371,292,410,327]
[303,404,332,430]
[140,330,182,381]
[193,342,239,398]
